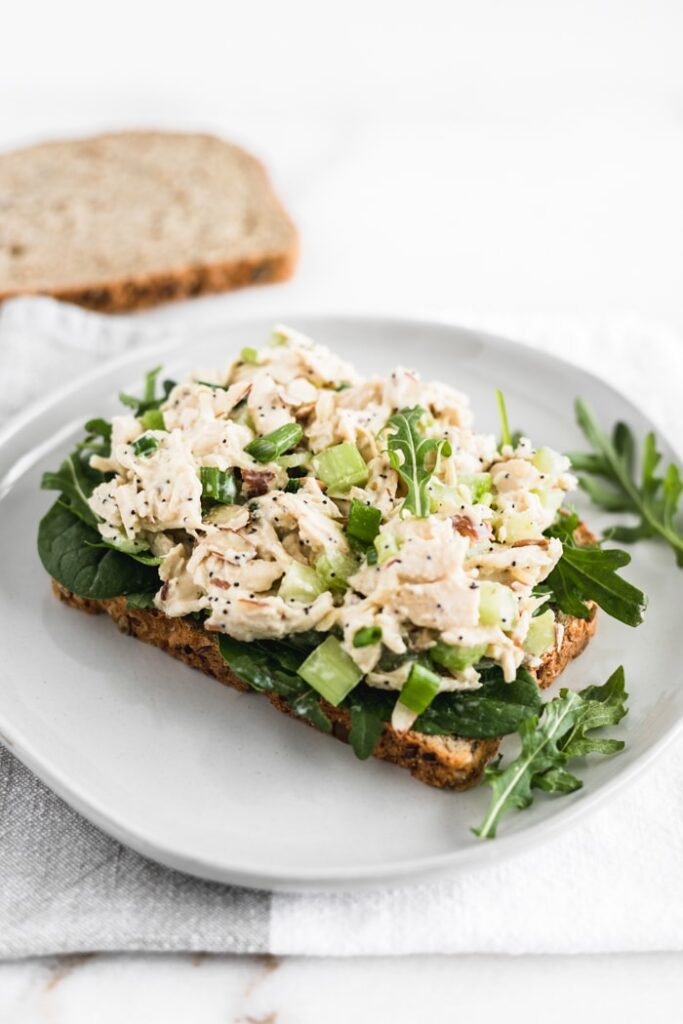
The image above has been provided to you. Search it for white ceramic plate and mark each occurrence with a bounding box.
[0,315,680,892]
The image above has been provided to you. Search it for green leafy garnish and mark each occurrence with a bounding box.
[474,666,628,839]
[571,399,683,567]
[38,501,160,599]
[119,367,176,417]
[496,389,511,448]
[385,406,451,518]
[546,512,646,626]
[41,452,100,527]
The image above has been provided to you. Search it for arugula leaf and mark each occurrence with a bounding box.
[571,400,683,567]
[474,667,628,839]
[119,368,176,417]
[385,406,451,517]
[546,513,647,626]
[38,500,160,599]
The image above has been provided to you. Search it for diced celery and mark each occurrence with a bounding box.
[277,451,312,470]
[279,562,325,603]
[398,662,441,715]
[204,504,247,527]
[312,443,369,492]
[315,550,358,593]
[140,408,165,431]
[373,530,400,565]
[297,636,363,706]
[535,487,564,516]
[240,346,259,364]
[430,640,488,673]
[532,447,567,480]
[524,608,556,656]
[501,510,544,543]
[459,472,492,504]
[347,499,382,544]
[478,581,517,631]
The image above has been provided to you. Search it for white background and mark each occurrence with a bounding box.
[2,0,683,1018]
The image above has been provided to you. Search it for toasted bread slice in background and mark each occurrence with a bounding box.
[0,132,297,312]
[52,581,597,790]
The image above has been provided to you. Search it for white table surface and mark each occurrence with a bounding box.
[3,0,683,1017]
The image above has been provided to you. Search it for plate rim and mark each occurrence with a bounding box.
[1,311,680,891]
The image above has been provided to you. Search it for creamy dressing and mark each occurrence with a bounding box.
[87,325,577,693]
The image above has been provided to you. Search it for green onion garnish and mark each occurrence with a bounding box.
[200,467,238,505]
[398,662,442,715]
[496,389,511,449]
[240,346,259,365]
[353,626,383,648]
[347,499,382,544]
[245,423,304,463]
[132,434,159,457]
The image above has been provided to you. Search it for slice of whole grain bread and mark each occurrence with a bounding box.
[0,132,297,312]
[52,581,597,791]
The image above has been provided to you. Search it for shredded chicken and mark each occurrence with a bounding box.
[87,324,577,695]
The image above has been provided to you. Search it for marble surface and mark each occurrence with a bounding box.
[3,952,683,1022]
[3,0,683,1015]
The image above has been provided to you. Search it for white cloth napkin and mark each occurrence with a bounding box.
[2,296,683,957]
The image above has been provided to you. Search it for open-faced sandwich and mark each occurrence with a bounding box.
[38,326,647,830]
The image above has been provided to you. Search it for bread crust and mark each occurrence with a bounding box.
[51,580,596,791]
[0,131,298,313]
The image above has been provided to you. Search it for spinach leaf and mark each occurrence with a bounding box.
[474,667,628,839]
[38,500,160,599]
[414,667,543,738]
[218,635,332,733]
[385,406,451,517]
[41,451,101,527]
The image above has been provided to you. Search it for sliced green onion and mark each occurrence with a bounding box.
[284,478,303,493]
[353,626,383,648]
[373,529,400,565]
[132,434,159,457]
[312,443,369,492]
[245,423,303,463]
[430,640,488,673]
[240,346,259,365]
[347,499,382,544]
[200,467,238,505]
[279,562,325,603]
[140,408,165,431]
[315,550,358,594]
[297,636,363,706]
[524,608,556,656]
[398,662,441,715]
